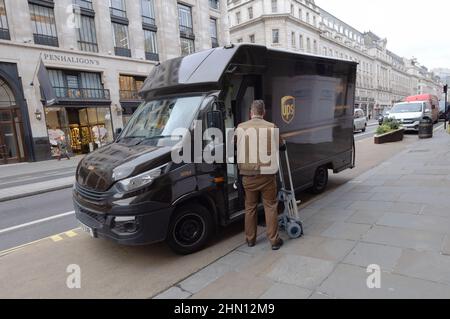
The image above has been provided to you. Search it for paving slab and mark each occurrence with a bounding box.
[343,242,403,272]
[281,235,355,262]
[265,255,335,290]
[347,210,386,225]
[318,264,450,299]
[362,226,445,252]
[153,287,191,299]
[259,283,312,299]
[320,222,372,241]
[394,250,450,285]
[376,213,450,234]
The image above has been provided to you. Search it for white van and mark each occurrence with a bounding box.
[388,101,432,131]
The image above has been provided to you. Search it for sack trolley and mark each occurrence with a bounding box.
[278,147,304,239]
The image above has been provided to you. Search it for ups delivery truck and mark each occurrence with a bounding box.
[74,44,357,254]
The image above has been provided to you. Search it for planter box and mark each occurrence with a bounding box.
[374,128,405,144]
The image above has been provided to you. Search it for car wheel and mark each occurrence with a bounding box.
[167,203,214,255]
[362,124,367,133]
[309,166,329,194]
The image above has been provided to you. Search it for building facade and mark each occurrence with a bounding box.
[227,0,442,118]
[0,0,229,164]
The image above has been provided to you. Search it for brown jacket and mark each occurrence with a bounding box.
[236,117,280,176]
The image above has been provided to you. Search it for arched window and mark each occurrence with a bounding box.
[0,77,16,108]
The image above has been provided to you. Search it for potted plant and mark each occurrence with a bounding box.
[374,118,404,144]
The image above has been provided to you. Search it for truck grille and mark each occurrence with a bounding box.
[75,183,110,202]
[77,205,107,224]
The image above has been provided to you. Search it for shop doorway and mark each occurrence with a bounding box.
[46,106,114,156]
[0,77,26,164]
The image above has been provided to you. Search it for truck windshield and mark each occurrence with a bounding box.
[120,95,203,142]
[391,103,423,113]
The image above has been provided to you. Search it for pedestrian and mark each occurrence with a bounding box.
[57,136,71,161]
[236,100,285,251]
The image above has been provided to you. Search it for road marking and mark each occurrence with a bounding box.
[0,211,75,235]
[51,235,63,242]
[65,230,78,238]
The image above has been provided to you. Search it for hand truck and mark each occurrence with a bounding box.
[277,146,304,239]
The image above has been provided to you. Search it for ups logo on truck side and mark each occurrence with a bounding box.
[281,96,296,124]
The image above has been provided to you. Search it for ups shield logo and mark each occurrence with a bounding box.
[281,96,296,124]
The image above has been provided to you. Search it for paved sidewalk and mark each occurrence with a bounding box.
[0,156,82,202]
[155,128,450,299]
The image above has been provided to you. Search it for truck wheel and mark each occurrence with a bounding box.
[167,204,213,255]
[309,166,329,194]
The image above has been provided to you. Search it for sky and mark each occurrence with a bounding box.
[316,0,450,70]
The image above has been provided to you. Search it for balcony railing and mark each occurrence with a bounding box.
[73,0,93,10]
[34,34,59,47]
[120,90,142,101]
[142,16,156,26]
[110,7,127,18]
[145,52,159,61]
[53,87,111,100]
[179,25,195,38]
[0,28,10,40]
[115,47,131,57]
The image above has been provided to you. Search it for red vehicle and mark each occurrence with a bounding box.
[404,94,439,123]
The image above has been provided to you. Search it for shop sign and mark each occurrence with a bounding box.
[43,53,100,66]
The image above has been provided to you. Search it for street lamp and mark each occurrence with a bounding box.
[34,109,43,121]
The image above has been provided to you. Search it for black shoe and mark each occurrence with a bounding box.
[247,241,256,248]
[272,239,284,251]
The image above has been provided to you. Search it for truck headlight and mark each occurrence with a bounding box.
[117,164,169,192]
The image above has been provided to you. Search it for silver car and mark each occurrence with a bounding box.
[354,108,368,132]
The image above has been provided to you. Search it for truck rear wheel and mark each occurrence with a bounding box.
[309,166,329,194]
[167,203,213,255]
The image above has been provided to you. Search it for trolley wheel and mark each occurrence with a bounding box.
[287,221,303,239]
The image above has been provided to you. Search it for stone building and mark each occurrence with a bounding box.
[0,0,228,164]
[226,0,442,118]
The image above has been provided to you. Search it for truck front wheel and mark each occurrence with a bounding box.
[167,203,213,255]
[309,166,329,194]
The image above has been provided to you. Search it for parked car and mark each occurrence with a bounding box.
[378,109,390,125]
[388,101,432,131]
[354,108,367,132]
[404,94,439,123]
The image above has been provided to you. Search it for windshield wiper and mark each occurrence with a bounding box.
[135,135,183,145]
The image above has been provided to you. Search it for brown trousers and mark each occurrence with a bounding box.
[242,175,280,246]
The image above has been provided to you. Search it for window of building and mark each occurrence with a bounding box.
[29,3,58,47]
[272,29,279,44]
[209,0,219,10]
[178,3,193,35]
[119,75,145,100]
[248,6,253,19]
[210,18,218,48]
[323,47,327,56]
[48,69,107,100]
[306,37,311,52]
[178,3,195,55]
[299,34,303,49]
[180,37,195,55]
[237,38,243,43]
[249,34,255,43]
[298,8,302,20]
[290,4,294,15]
[73,0,93,10]
[235,11,241,24]
[144,29,158,61]
[141,0,156,26]
[306,12,310,24]
[0,0,10,40]
[291,31,295,47]
[110,0,127,18]
[77,15,98,52]
[313,16,316,27]
[271,0,277,13]
[112,22,131,57]
[313,40,318,53]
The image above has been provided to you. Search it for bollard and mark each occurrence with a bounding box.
[418,117,433,139]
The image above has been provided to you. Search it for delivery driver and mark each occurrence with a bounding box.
[236,100,285,251]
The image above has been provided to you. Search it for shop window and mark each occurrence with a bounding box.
[119,75,145,100]
[0,0,10,40]
[48,70,109,100]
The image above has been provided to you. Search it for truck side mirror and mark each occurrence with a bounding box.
[114,128,123,140]
[207,110,224,132]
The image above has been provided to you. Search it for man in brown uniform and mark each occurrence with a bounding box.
[236,100,284,250]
